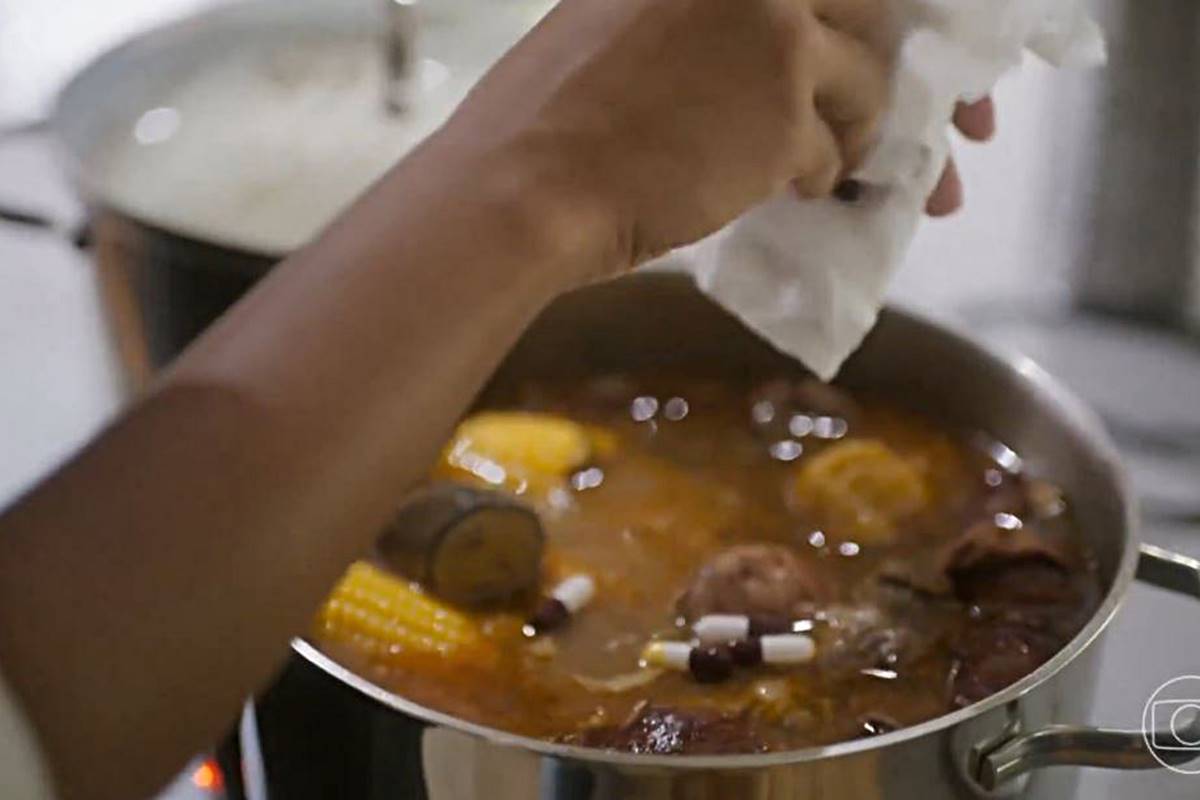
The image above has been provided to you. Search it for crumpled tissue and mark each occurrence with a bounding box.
[672,0,1105,380]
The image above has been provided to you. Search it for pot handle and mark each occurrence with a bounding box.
[975,543,1200,791]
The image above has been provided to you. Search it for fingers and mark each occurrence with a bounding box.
[809,0,895,56]
[923,97,994,215]
[784,0,891,192]
[792,115,843,198]
[812,26,889,170]
[925,157,962,216]
[953,97,995,141]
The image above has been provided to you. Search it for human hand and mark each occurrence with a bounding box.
[435,0,896,276]
[925,97,996,216]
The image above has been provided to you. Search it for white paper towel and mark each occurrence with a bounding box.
[673,0,1105,381]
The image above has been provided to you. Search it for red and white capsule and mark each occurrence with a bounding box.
[528,574,596,633]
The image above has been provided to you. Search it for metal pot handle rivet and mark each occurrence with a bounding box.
[974,544,1200,790]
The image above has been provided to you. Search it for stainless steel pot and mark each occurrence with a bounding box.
[1,0,543,387]
[10,1,317,380]
[238,272,1200,800]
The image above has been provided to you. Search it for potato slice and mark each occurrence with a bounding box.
[438,411,595,493]
[791,439,928,544]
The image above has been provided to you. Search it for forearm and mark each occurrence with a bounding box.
[0,135,601,799]
[0,0,906,789]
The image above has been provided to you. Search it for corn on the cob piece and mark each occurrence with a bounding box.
[437,411,596,493]
[791,439,928,545]
[316,561,494,668]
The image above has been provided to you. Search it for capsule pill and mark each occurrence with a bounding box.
[694,613,791,645]
[528,598,569,633]
[760,634,815,665]
[688,646,734,683]
[551,574,596,613]
[528,574,596,632]
[640,641,733,684]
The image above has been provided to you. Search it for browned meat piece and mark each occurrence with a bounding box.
[940,519,1071,579]
[860,515,1092,709]
[875,557,953,598]
[870,517,1073,605]
[568,705,769,754]
[955,561,1082,609]
[677,544,824,622]
[946,529,1094,708]
[950,621,1064,707]
[943,522,1085,623]
[872,515,1072,603]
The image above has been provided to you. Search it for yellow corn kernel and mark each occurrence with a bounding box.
[316,562,493,668]
[436,411,595,494]
[791,439,928,544]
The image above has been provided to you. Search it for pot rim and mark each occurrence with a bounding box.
[49,0,312,262]
[49,0,542,262]
[289,300,1141,769]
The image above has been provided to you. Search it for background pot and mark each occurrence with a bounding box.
[5,0,549,388]
[233,272,1200,799]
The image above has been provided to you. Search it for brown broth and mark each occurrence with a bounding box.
[314,375,1101,752]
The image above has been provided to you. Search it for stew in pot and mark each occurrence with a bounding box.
[311,375,1100,753]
